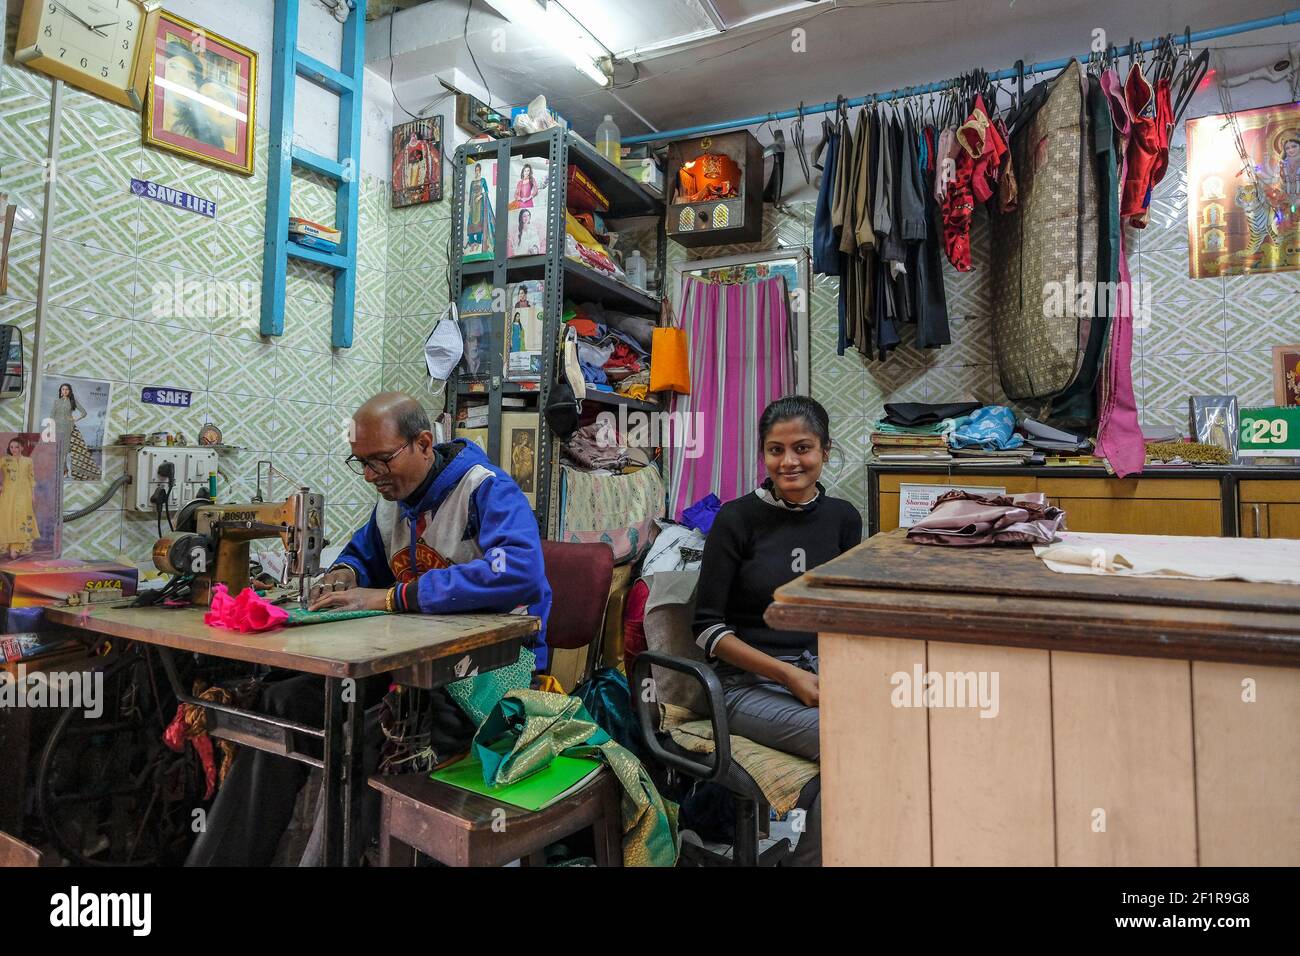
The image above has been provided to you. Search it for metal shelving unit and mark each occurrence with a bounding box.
[448,126,666,535]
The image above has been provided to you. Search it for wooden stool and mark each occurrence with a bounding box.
[369,768,624,867]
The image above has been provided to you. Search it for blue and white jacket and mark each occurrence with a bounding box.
[333,439,551,668]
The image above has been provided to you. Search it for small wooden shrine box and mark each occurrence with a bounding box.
[664,130,764,246]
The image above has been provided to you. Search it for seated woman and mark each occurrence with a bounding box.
[692,396,862,866]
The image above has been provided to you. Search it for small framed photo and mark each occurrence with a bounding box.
[144,11,256,175]
[392,117,443,207]
[499,412,538,508]
[1273,344,1300,407]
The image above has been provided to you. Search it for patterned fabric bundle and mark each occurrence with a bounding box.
[473,690,679,867]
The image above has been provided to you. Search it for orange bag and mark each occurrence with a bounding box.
[650,326,690,394]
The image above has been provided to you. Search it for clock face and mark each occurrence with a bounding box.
[32,0,143,89]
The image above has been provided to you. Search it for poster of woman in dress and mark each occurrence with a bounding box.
[0,433,58,560]
[40,377,112,480]
[391,117,443,208]
[463,158,497,261]
[499,413,538,507]
[504,280,544,381]
[508,157,550,257]
[1188,102,1300,277]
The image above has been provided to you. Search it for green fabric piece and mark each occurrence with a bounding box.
[473,689,679,867]
[871,420,951,436]
[284,608,388,626]
[445,645,536,726]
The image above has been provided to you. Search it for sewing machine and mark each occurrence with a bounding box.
[152,488,326,606]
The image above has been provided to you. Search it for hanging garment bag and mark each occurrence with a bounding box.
[989,59,1099,403]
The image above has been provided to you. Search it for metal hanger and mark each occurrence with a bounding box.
[792,102,811,183]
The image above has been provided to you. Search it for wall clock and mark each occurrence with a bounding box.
[15,0,161,110]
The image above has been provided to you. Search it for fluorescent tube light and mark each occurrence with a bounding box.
[487,0,611,87]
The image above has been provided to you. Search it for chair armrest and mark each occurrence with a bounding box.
[630,650,732,782]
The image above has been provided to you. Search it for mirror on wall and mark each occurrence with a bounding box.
[0,325,23,398]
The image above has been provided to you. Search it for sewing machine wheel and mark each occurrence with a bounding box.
[35,648,205,866]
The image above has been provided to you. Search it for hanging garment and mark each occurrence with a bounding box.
[1131,75,1174,228]
[989,59,1099,403]
[1050,74,1121,426]
[941,130,976,271]
[872,112,904,357]
[1121,61,1158,223]
[831,112,855,354]
[958,93,1007,204]
[904,115,956,348]
[996,117,1019,212]
[812,123,841,275]
[933,126,958,203]
[840,108,875,357]
[666,276,796,522]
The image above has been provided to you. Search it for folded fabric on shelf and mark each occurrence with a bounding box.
[947,405,1025,450]
[883,401,981,427]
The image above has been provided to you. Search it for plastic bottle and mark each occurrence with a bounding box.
[595,114,621,165]
[625,249,646,290]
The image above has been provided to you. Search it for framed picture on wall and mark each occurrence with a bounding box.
[0,432,61,561]
[1274,344,1300,407]
[499,412,538,508]
[392,116,443,208]
[143,11,256,175]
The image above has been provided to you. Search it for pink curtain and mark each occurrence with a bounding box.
[666,275,796,520]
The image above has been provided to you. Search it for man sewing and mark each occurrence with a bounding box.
[186,392,551,866]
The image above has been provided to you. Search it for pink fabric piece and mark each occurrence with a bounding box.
[666,275,795,521]
[202,583,289,632]
[906,490,1066,546]
[1093,68,1146,480]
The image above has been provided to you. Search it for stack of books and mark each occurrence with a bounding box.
[870,430,952,462]
[949,446,1037,466]
[289,217,340,253]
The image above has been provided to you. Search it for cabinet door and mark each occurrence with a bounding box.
[1040,478,1223,536]
[1262,503,1300,539]
[1240,502,1270,539]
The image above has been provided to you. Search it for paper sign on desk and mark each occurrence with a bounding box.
[898,483,1006,528]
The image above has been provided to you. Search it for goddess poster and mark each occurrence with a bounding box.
[1187,101,1300,277]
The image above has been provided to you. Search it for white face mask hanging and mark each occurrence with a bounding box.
[423,303,463,395]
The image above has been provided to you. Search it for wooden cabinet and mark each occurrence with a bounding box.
[1238,480,1300,539]
[868,466,1300,538]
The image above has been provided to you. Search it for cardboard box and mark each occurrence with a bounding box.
[1,632,78,663]
[0,559,137,608]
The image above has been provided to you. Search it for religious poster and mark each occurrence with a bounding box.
[1187,101,1300,277]
[504,280,544,381]
[391,116,443,208]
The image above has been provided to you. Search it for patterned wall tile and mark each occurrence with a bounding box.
[120,511,163,563]
[128,320,211,395]
[206,391,280,454]
[136,201,219,272]
[383,313,422,365]
[1141,352,1228,408]
[0,157,46,233]
[285,259,334,303]
[355,266,386,316]
[331,354,382,411]
[46,238,136,317]
[52,170,141,252]
[280,294,334,353]
[1224,270,1300,298]
[330,454,374,505]
[276,345,333,405]
[1225,351,1277,407]
[0,227,41,301]
[42,305,133,380]
[404,216,451,272]
[57,105,139,185]
[0,87,49,164]
[135,261,220,333]
[290,169,337,228]
[349,309,384,365]
[1140,247,1224,303]
[210,330,276,397]
[125,392,210,441]
[60,509,123,561]
[138,147,225,201]
[1225,295,1300,353]
[1138,299,1226,356]
[276,452,333,497]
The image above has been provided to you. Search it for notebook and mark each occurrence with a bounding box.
[430,747,603,812]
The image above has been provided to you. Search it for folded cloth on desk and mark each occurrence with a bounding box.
[204,584,289,632]
[1035,531,1300,585]
[907,490,1065,546]
[883,401,980,427]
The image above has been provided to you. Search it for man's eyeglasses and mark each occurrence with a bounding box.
[345,440,413,476]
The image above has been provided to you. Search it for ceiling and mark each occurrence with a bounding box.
[370,0,1300,141]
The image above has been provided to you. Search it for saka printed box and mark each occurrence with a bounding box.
[0,559,137,608]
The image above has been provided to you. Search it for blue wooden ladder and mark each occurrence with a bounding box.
[261,0,365,348]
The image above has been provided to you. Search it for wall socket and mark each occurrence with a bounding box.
[125,446,220,513]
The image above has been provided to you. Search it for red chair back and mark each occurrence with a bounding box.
[540,540,615,651]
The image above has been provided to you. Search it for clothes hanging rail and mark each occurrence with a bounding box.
[622,9,1300,144]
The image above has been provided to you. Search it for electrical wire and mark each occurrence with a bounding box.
[464,0,493,108]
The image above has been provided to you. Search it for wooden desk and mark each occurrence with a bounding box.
[767,532,1300,866]
[45,604,538,866]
